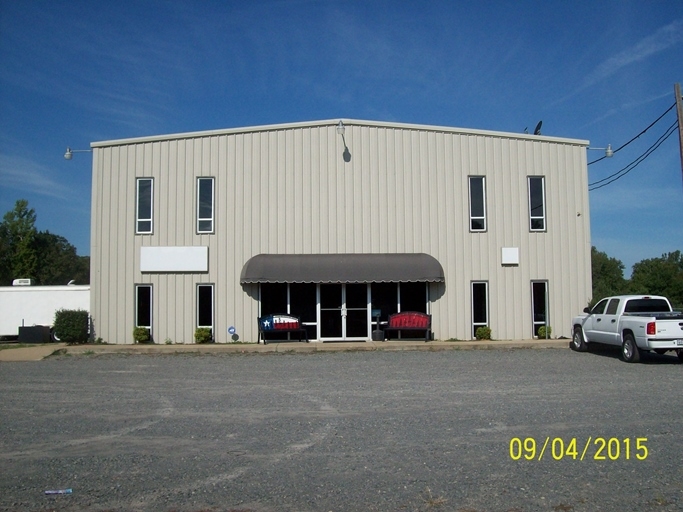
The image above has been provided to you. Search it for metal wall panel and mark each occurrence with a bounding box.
[90,120,590,343]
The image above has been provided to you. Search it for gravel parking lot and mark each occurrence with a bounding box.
[1,347,682,512]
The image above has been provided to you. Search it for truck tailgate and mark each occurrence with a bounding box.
[652,320,683,341]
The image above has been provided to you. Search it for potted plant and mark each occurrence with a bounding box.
[475,326,492,340]
[537,325,552,339]
[195,328,213,344]
[133,327,151,343]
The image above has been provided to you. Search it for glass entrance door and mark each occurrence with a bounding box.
[319,284,369,340]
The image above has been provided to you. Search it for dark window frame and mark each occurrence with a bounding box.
[531,280,549,337]
[528,176,546,232]
[196,283,214,329]
[196,177,215,234]
[136,178,153,234]
[135,284,152,329]
[468,176,487,232]
[471,281,489,338]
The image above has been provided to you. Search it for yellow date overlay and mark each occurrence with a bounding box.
[509,437,648,461]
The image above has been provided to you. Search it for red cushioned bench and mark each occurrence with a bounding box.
[258,314,309,345]
[383,311,432,342]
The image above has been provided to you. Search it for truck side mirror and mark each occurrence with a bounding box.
[583,307,591,314]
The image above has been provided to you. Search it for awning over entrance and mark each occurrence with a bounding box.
[240,253,444,284]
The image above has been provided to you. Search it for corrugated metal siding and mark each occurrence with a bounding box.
[90,121,590,343]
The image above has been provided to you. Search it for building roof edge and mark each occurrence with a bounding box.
[91,118,589,148]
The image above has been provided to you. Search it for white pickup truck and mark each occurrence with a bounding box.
[571,295,683,363]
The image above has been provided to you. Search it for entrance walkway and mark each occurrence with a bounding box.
[0,339,568,361]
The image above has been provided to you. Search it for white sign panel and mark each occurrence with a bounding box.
[140,246,208,272]
[501,247,520,266]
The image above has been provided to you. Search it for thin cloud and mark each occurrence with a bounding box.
[582,19,683,88]
[580,90,673,128]
[555,18,683,106]
[0,154,72,200]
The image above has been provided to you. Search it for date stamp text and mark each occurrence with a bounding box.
[509,437,648,461]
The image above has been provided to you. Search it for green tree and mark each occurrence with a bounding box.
[590,246,627,304]
[0,199,38,284]
[629,251,683,308]
[0,200,90,286]
[33,232,90,285]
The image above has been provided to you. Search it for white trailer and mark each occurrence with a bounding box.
[0,284,90,339]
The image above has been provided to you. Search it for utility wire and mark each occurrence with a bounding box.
[588,120,678,191]
[588,102,676,165]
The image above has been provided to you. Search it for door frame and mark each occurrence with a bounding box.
[318,283,370,341]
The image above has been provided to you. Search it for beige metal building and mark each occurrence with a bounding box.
[89,119,592,344]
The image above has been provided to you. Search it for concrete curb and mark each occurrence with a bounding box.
[0,339,569,361]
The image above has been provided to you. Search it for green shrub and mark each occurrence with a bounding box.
[53,309,89,345]
[133,327,151,343]
[475,326,492,340]
[195,328,213,344]
[537,325,553,338]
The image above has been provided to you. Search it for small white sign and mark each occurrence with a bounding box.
[502,247,520,265]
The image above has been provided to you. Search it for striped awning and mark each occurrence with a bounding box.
[240,253,444,284]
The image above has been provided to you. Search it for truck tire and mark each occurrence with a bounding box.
[622,333,640,363]
[571,327,588,352]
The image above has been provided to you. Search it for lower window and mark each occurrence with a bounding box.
[135,285,152,328]
[197,284,214,329]
[531,281,549,337]
[471,281,488,338]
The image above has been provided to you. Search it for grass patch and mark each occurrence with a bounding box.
[0,343,34,351]
[421,487,447,508]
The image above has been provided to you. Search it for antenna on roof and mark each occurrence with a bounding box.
[533,120,542,136]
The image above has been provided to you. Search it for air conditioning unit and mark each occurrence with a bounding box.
[12,278,32,286]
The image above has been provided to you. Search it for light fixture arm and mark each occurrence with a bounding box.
[336,121,351,162]
[587,144,613,158]
[64,147,93,160]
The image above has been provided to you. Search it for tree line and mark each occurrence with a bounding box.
[0,200,89,286]
[592,246,683,308]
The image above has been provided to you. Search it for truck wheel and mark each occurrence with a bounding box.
[622,334,640,363]
[571,327,588,352]
[677,349,683,363]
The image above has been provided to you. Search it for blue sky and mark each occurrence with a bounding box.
[1,0,681,276]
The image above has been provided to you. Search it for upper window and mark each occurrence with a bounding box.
[528,176,546,231]
[197,177,214,234]
[136,178,153,234]
[469,176,486,232]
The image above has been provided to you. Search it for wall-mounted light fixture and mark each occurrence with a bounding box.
[587,144,613,158]
[336,121,351,162]
[64,147,93,160]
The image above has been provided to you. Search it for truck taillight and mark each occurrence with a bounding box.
[646,322,656,335]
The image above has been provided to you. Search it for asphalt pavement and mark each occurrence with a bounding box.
[1,345,681,511]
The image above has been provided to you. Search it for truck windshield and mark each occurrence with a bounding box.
[623,299,671,313]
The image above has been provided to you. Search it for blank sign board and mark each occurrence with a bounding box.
[140,246,208,272]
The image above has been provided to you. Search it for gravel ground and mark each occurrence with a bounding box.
[0,347,682,512]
